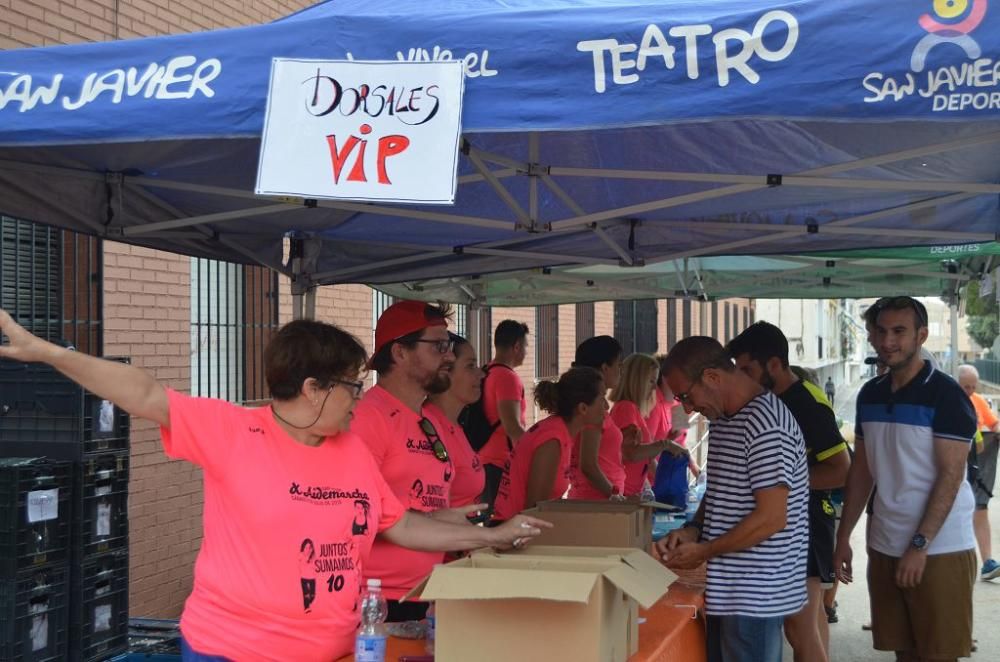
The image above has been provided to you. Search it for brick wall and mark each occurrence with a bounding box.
[594,301,614,337]
[557,304,576,375]
[0,0,313,48]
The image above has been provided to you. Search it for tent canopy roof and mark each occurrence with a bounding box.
[0,1,998,297]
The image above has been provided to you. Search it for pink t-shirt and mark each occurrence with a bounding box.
[567,416,626,500]
[160,390,404,661]
[647,390,688,447]
[612,400,654,496]
[350,386,452,599]
[493,415,573,521]
[424,403,486,508]
[479,363,526,468]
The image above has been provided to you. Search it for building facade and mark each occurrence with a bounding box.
[1,2,753,617]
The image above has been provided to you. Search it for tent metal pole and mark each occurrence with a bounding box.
[951,303,959,377]
[121,204,307,236]
[466,149,532,227]
[458,168,518,185]
[548,167,1000,195]
[592,226,633,265]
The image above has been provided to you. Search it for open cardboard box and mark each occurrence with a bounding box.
[406,547,675,662]
[523,499,675,550]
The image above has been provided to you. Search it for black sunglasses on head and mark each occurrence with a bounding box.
[418,416,450,462]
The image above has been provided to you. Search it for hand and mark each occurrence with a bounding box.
[0,309,55,363]
[832,537,853,584]
[489,514,553,550]
[661,541,708,569]
[654,526,699,559]
[895,548,927,588]
[661,440,688,457]
[622,425,641,448]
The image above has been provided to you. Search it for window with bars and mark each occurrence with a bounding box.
[453,303,468,337]
[575,302,595,346]
[682,300,692,339]
[475,307,493,364]
[190,258,278,403]
[614,299,657,355]
[536,305,559,380]
[724,303,732,343]
[711,302,719,340]
[1,217,102,355]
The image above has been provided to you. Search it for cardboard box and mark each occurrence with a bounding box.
[407,547,675,662]
[523,499,671,550]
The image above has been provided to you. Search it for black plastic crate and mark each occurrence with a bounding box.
[70,550,129,662]
[72,452,129,560]
[0,359,131,461]
[0,563,70,662]
[0,458,72,578]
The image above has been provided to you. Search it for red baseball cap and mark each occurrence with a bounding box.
[371,300,448,364]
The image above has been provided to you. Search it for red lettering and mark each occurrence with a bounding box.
[325,134,360,184]
[376,135,410,185]
[347,138,368,182]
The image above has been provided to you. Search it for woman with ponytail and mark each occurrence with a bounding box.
[493,367,607,521]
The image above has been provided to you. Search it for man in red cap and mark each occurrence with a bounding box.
[349,300,458,622]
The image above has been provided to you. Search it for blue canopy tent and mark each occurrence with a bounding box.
[1,0,999,313]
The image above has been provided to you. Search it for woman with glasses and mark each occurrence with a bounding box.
[0,310,548,662]
[494,367,608,520]
[614,353,686,497]
[425,334,487,509]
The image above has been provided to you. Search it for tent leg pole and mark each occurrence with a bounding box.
[305,287,317,320]
[292,292,303,321]
[950,303,959,376]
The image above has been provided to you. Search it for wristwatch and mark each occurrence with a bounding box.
[910,533,929,551]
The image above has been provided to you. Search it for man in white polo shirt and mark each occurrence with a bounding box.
[834,296,977,660]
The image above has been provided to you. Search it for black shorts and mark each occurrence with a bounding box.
[808,493,836,585]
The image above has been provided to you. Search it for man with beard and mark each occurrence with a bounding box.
[655,336,808,662]
[833,297,977,661]
[350,300,457,621]
[728,322,850,662]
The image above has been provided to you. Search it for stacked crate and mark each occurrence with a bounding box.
[0,457,73,661]
[0,359,131,662]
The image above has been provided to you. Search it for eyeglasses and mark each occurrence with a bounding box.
[332,378,364,399]
[418,416,450,462]
[674,369,706,405]
[414,339,455,354]
[871,296,928,328]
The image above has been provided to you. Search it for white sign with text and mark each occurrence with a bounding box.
[257,59,465,204]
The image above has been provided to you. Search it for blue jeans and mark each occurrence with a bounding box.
[181,636,230,662]
[706,614,784,662]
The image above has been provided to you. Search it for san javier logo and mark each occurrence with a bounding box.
[862,1,1000,112]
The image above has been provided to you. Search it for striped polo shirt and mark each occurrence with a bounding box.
[702,391,809,617]
[855,360,976,557]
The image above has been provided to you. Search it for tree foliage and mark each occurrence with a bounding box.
[966,280,999,351]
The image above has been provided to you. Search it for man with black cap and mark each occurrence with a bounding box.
[350,300,459,621]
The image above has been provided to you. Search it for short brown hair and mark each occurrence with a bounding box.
[663,336,734,382]
[265,320,367,400]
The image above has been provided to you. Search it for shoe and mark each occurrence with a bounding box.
[982,558,1000,580]
[824,604,838,624]
[862,622,872,631]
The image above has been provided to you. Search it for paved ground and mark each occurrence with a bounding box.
[783,378,1000,661]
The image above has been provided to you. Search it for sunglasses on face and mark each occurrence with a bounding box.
[332,378,364,399]
[418,416,450,462]
[872,296,928,328]
[414,338,455,354]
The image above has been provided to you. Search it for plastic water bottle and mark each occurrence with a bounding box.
[355,579,388,662]
[640,478,656,503]
[684,491,700,522]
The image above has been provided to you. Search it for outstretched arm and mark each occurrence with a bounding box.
[0,309,170,427]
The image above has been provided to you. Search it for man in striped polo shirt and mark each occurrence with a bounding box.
[834,296,977,661]
[656,336,808,662]
[728,322,850,662]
